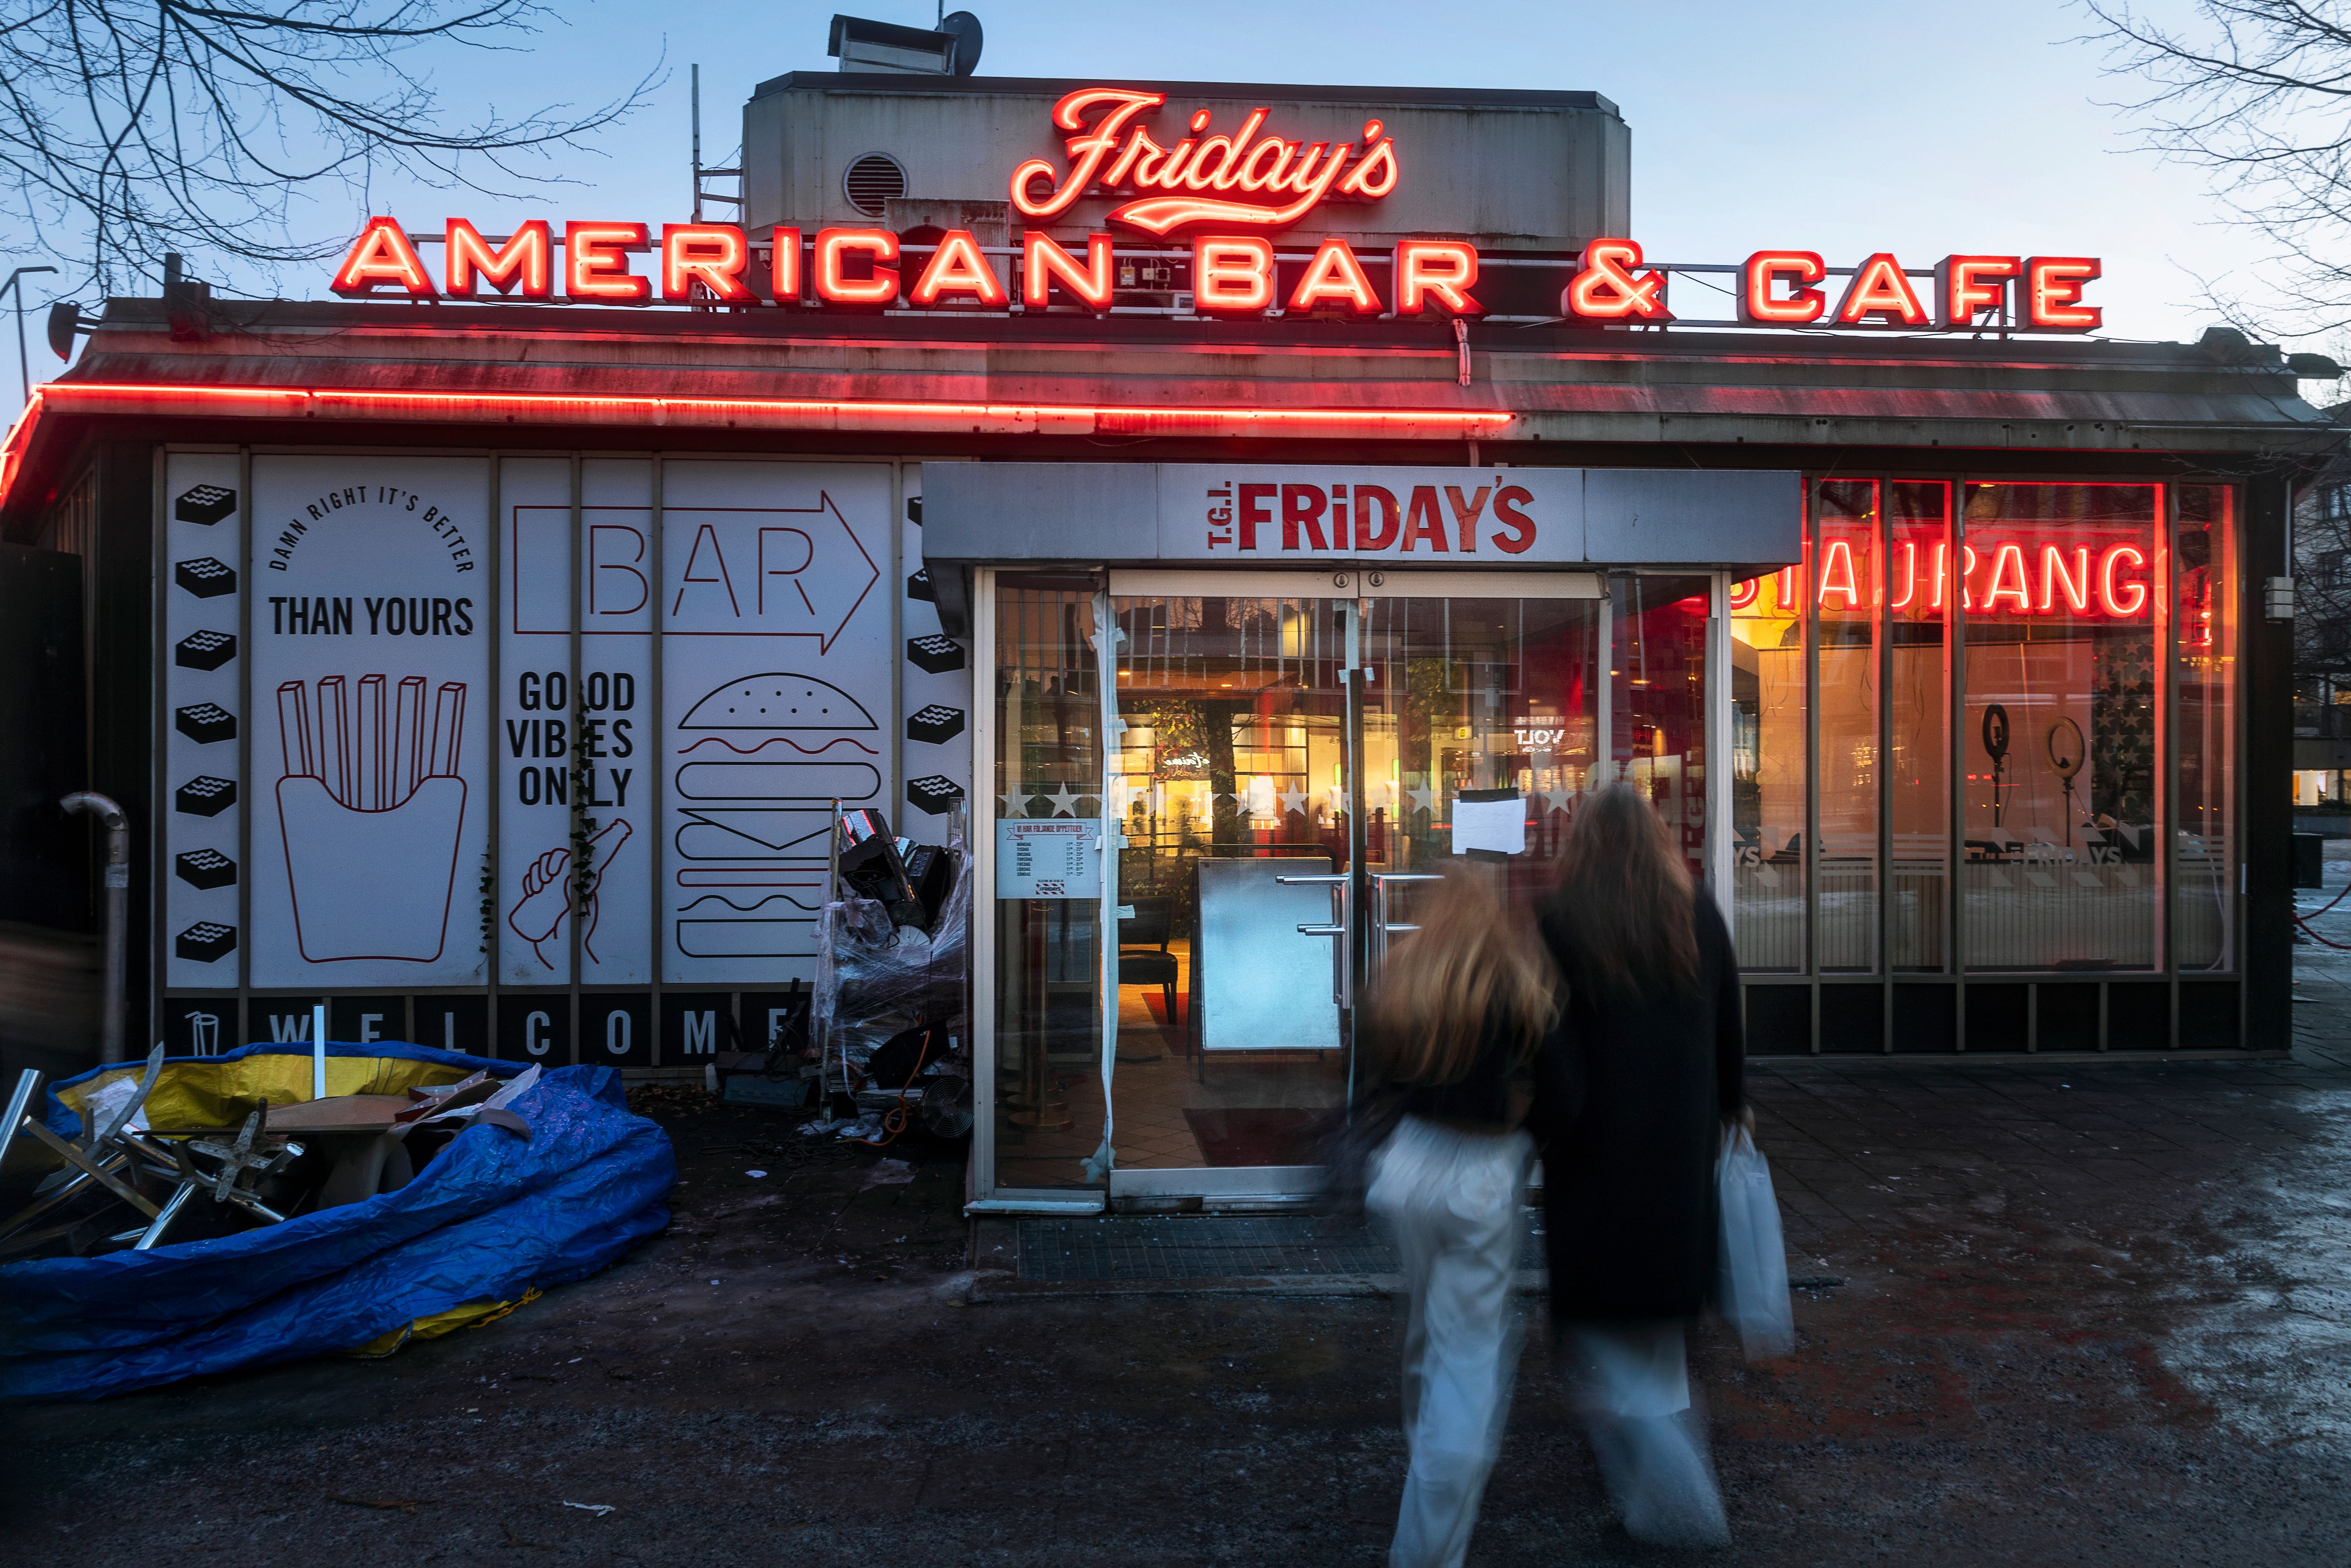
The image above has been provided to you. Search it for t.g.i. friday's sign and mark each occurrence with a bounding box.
[920,464,1801,569]
[1173,465,1807,564]
[1197,470,1546,554]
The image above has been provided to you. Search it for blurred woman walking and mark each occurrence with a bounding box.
[1530,782,1748,1548]
[1361,867,1558,1568]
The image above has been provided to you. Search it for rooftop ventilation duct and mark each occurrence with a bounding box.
[827,11,983,76]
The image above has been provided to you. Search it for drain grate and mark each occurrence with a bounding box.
[1015,1214,1545,1282]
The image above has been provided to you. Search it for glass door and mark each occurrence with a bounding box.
[1099,573,1606,1197]
[1103,583,1357,1190]
[1357,583,1607,934]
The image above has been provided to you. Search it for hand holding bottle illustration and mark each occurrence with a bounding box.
[508,817,634,968]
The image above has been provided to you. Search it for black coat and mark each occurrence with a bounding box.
[1528,891,1745,1323]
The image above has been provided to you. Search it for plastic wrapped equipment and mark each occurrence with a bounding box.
[814,841,969,1087]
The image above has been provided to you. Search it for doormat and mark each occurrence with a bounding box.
[1183,1107,1320,1167]
[1017,1214,1398,1280]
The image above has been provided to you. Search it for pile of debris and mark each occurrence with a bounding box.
[0,1045,673,1399]
[1,1048,534,1261]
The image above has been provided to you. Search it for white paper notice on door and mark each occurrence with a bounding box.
[1451,790,1527,856]
[997,820,1100,899]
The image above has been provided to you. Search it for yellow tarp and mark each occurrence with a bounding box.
[52,1053,479,1136]
[347,1289,542,1359]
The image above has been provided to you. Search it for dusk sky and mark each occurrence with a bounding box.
[322,0,2266,345]
[52,3,2315,378]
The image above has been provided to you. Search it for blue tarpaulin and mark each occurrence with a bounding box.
[0,1050,672,1399]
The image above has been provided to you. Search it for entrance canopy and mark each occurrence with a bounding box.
[921,463,1801,631]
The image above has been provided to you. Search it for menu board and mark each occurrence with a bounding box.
[996,820,1099,900]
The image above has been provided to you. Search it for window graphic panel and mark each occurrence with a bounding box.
[247,456,492,989]
[660,460,896,984]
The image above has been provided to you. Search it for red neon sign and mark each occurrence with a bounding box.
[2024,256,2103,330]
[445,219,550,299]
[1936,254,2018,327]
[1290,238,1381,315]
[1748,537,2156,619]
[1565,238,1670,321]
[909,230,1009,308]
[1739,251,1826,325]
[814,228,900,305]
[1393,240,1483,318]
[1836,254,1928,326]
[1192,235,1275,314]
[324,218,2104,335]
[1007,88,1400,234]
[770,225,801,301]
[566,222,650,303]
[1024,230,1115,310]
[661,224,753,303]
[331,217,434,297]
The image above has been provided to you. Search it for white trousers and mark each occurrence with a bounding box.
[1567,1321,1729,1547]
[1367,1115,1533,1568]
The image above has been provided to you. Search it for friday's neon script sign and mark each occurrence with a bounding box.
[1008,88,1399,235]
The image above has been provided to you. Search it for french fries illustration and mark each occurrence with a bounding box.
[507,817,634,969]
[275,675,469,963]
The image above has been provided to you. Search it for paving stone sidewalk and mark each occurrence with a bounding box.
[4,906,2351,1565]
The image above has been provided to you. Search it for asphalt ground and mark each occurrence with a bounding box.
[5,910,2351,1566]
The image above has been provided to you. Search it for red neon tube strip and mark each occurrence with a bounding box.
[0,382,1512,508]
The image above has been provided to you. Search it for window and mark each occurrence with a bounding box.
[1959,483,2161,971]
[1739,477,2236,985]
[2176,485,2236,970]
[989,578,1106,1190]
[1730,559,1805,971]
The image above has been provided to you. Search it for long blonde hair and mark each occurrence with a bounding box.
[1365,866,1557,1086]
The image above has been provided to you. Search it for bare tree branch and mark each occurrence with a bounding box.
[0,0,659,298]
[2084,0,2351,348]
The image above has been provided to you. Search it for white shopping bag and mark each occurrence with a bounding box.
[1716,1124,1795,1360]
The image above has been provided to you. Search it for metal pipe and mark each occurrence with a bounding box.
[0,1067,39,1171]
[60,792,127,1061]
[133,1181,197,1250]
[1,264,57,407]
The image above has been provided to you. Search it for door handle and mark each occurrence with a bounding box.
[1367,872,1443,976]
[1277,873,1352,1008]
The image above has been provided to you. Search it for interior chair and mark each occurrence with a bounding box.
[1117,897,1181,1054]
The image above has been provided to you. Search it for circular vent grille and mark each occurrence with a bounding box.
[843,153,906,218]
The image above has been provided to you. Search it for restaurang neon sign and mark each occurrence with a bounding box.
[1732,538,2154,619]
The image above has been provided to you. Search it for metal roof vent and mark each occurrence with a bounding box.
[844,153,907,218]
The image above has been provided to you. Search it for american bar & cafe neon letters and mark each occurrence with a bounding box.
[327,83,2102,328]
[329,218,2103,330]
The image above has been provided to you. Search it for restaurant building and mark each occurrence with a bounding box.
[0,32,2331,1209]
